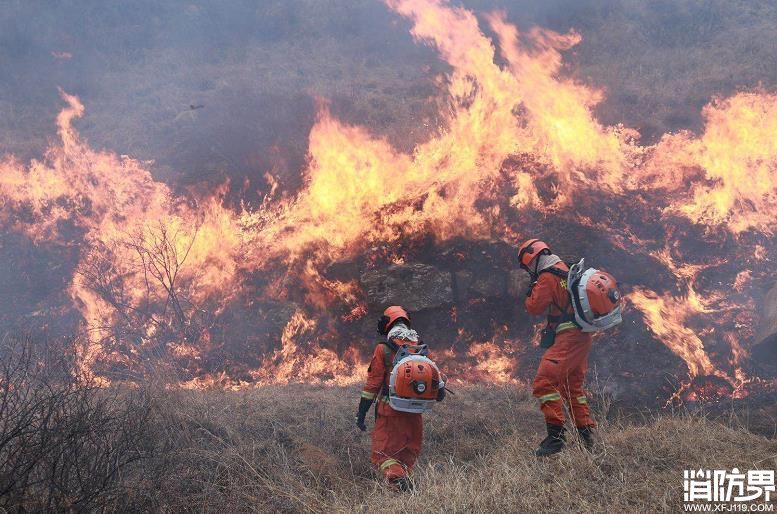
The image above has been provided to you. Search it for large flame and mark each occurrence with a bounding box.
[655,92,777,233]
[2,0,777,397]
[1,91,244,379]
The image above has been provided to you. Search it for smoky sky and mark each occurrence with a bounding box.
[2,0,777,199]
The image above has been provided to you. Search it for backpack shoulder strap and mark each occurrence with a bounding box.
[377,342,396,405]
[378,340,398,369]
[540,265,568,280]
[538,266,578,326]
[382,343,392,370]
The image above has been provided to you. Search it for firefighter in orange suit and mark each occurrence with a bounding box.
[355,306,444,491]
[518,239,596,456]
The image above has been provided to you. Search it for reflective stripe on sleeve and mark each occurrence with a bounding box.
[576,395,588,404]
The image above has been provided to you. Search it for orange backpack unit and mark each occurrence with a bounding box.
[562,258,622,332]
[382,341,445,413]
[541,258,623,333]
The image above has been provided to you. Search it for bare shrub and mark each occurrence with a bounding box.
[0,335,153,512]
[0,352,773,514]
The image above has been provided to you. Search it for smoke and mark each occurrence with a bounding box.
[0,1,436,189]
[3,1,776,176]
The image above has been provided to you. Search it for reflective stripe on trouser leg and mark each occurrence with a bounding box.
[380,458,400,471]
[379,458,406,480]
[569,393,594,427]
[371,412,423,479]
[538,392,562,403]
[535,391,564,426]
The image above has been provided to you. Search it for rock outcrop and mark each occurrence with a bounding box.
[360,263,453,311]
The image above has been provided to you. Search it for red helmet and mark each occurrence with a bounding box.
[585,271,621,315]
[377,305,410,335]
[518,239,550,269]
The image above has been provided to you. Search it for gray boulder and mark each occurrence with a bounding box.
[360,263,453,311]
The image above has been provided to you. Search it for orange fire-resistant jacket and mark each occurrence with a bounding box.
[526,263,595,427]
[360,342,402,417]
[525,262,577,333]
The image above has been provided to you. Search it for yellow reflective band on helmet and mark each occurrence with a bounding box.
[577,396,588,404]
[361,391,376,400]
[380,458,400,471]
[556,321,576,333]
[538,392,562,403]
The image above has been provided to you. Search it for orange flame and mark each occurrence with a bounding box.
[628,288,716,378]
[1,91,243,380]
[651,93,777,233]
[250,310,365,385]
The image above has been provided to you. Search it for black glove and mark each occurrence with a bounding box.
[436,387,446,402]
[355,397,373,431]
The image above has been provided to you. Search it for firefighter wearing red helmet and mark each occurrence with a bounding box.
[355,306,445,491]
[518,239,596,456]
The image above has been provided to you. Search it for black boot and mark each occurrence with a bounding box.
[578,425,594,452]
[535,424,565,457]
[392,476,414,492]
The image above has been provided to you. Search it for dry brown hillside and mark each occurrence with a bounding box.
[1,337,775,512]
[7,386,775,511]
[103,385,777,512]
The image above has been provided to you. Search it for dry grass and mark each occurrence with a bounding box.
[1,338,774,512]
[115,384,777,513]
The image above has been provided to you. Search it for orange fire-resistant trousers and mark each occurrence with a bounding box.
[532,329,595,427]
[370,404,422,481]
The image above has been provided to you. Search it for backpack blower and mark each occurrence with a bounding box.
[386,343,445,414]
[566,258,622,332]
